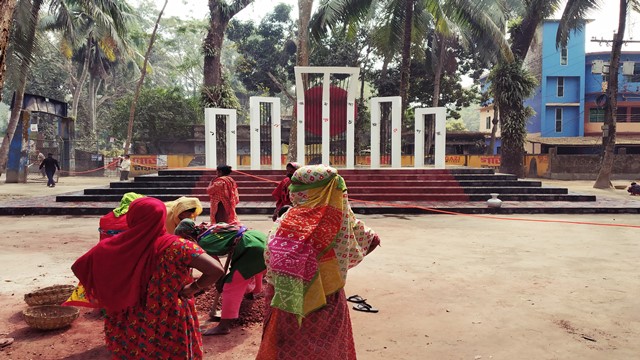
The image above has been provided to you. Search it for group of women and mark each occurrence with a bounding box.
[70,164,380,359]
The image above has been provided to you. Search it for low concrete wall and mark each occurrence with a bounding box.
[547,148,640,180]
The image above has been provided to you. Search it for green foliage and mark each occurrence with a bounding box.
[489,60,537,175]
[446,118,467,131]
[101,87,200,153]
[201,75,241,110]
[507,16,523,42]
[227,4,296,97]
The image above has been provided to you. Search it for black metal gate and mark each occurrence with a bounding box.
[378,101,392,166]
[216,114,227,165]
[260,102,273,166]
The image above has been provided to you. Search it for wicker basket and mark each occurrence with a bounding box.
[24,284,75,306]
[22,305,80,330]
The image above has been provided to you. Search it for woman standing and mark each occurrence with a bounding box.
[207,164,240,225]
[256,165,380,360]
[72,197,224,359]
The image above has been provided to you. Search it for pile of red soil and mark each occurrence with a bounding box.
[194,288,266,327]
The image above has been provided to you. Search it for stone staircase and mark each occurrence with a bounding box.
[54,168,596,213]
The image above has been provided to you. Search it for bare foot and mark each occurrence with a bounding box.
[202,324,231,336]
[0,337,14,348]
[202,318,233,336]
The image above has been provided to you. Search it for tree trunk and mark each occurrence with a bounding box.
[0,0,42,177]
[87,76,98,137]
[70,39,91,120]
[399,0,414,116]
[0,0,17,102]
[487,107,499,155]
[288,0,313,163]
[431,35,446,108]
[426,34,445,157]
[594,0,626,189]
[498,109,525,177]
[125,0,168,155]
[203,2,226,91]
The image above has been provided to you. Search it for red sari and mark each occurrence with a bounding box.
[257,287,356,360]
[207,176,240,225]
[72,197,206,359]
[271,177,292,211]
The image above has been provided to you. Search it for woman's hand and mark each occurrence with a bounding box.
[179,282,200,299]
[366,235,381,255]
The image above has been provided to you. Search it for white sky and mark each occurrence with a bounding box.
[155,0,640,53]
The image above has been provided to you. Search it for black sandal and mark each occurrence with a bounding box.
[347,295,367,303]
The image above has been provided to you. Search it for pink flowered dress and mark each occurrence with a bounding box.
[104,239,205,360]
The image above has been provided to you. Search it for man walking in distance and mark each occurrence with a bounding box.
[39,153,60,187]
[119,155,131,181]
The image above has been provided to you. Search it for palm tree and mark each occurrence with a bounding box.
[0,0,19,102]
[0,0,43,178]
[40,0,135,129]
[557,0,638,189]
[0,0,134,176]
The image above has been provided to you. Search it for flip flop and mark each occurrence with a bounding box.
[347,295,367,303]
[0,337,14,348]
[353,302,379,313]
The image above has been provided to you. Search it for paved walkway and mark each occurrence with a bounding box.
[1,175,640,215]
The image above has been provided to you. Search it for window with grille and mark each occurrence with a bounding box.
[557,77,564,97]
[588,108,605,123]
[631,107,640,122]
[617,107,628,122]
[560,46,568,65]
[555,108,563,132]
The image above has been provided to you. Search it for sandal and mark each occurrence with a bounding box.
[352,302,379,313]
[347,295,367,303]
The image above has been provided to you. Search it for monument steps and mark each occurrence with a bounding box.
[83,185,567,196]
[55,168,596,205]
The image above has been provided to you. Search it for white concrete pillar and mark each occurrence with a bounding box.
[370,96,401,168]
[249,97,281,170]
[295,66,360,167]
[204,108,237,169]
[414,107,447,169]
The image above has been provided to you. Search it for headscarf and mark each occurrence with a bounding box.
[271,162,301,210]
[112,192,144,217]
[265,165,378,321]
[98,192,145,240]
[165,197,203,234]
[175,218,199,241]
[72,197,177,312]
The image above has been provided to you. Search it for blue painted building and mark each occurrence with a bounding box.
[480,19,640,154]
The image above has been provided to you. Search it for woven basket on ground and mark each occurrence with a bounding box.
[22,305,80,330]
[24,284,75,306]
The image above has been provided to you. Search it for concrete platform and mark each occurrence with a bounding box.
[1,189,640,216]
[1,173,639,216]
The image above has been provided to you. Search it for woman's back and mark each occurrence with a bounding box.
[105,238,205,359]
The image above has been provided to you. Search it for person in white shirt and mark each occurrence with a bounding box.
[119,155,131,181]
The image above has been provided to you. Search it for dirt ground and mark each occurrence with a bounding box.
[0,177,639,359]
